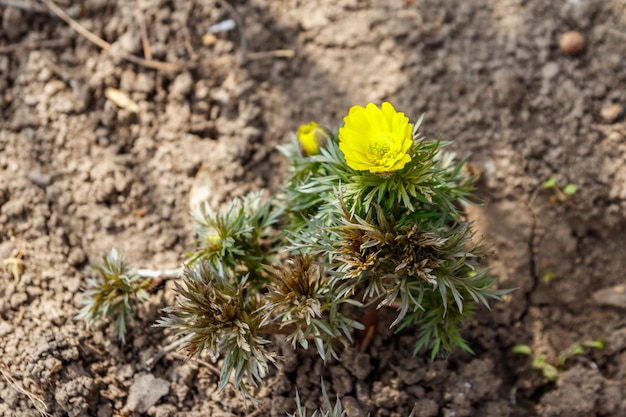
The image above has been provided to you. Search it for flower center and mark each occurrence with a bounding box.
[368,134,395,163]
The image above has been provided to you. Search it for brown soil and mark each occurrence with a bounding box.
[2,1,626,416]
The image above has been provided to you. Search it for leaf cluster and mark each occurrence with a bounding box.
[188,191,279,283]
[157,262,274,402]
[77,249,151,343]
[263,256,363,361]
[283,122,507,358]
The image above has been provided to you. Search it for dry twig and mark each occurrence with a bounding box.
[0,38,68,54]
[0,363,50,417]
[40,0,186,72]
[180,0,197,60]
[145,335,191,370]
[145,335,221,376]
[134,11,152,60]
[246,49,295,60]
[170,353,222,377]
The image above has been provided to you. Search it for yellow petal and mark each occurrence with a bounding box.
[339,142,369,165]
[389,154,412,171]
[365,103,389,133]
[339,128,369,153]
[381,102,397,126]
[347,158,376,171]
[344,105,370,134]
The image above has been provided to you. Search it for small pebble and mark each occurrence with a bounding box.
[117,30,142,55]
[592,284,626,308]
[169,72,194,100]
[342,396,365,417]
[202,33,217,46]
[541,62,560,80]
[559,31,585,55]
[600,104,624,123]
[127,373,169,413]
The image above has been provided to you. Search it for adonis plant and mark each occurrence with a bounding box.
[79,102,507,403]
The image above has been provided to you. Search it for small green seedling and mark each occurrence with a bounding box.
[533,355,559,382]
[511,344,533,355]
[558,345,585,367]
[582,339,605,349]
[542,272,556,283]
[562,184,578,196]
[513,340,605,382]
[542,176,557,189]
[559,340,605,366]
[512,345,558,382]
[543,175,578,205]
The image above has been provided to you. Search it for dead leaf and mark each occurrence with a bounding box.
[105,88,140,113]
[189,164,216,210]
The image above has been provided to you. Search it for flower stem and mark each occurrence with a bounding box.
[358,303,378,352]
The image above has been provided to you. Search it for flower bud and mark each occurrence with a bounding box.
[297,122,330,156]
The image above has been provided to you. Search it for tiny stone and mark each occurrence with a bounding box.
[353,352,372,380]
[493,69,524,108]
[0,320,13,337]
[413,399,439,417]
[202,33,217,46]
[2,7,27,39]
[600,104,624,123]
[117,30,142,55]
[86,0,108,10]
[1,199,25,218]
[135,73,155,93]
[342,396,365,417]
[592,284,626,308]
[119,70,137,92]
[44,80,67,97]
[170,72,194,100]
[97,403,113,417]
[541,62,560,80]
[0,240,16,259]
[355,380,373,408]
[173,363,198,387]
[126,373,169,413]
[116,363,134,380]
[270,395,292,417]
[559,31,585,55]
[194,81,210,100]
[67,247,86,266]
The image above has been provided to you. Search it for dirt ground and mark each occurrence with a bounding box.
[1,0,626,416]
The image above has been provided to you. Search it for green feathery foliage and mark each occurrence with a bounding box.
[157,262,275,404]
[187,191,280,284]
[262,256,363,361]
[77,249,151,343]
[81,102,509,404]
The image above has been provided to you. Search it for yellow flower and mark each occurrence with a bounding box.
[297,122,329,156]
[338,102,413,174]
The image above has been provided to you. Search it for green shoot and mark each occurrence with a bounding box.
[77,249,151,343]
